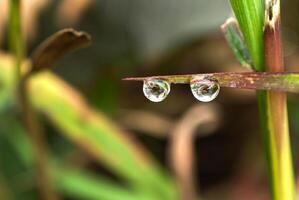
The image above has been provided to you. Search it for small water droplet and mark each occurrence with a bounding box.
[190,79,220,102]
[143,79,171,102]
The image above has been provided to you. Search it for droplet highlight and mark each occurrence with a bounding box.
[190,79,220,102]
[143,79,171,102]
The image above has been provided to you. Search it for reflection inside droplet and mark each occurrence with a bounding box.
[143,79,171,102]
[190,79,220,102]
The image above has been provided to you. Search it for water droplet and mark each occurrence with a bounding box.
[143,79,171,102]
[190,79,220,102]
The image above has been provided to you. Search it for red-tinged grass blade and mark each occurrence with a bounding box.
[123,72,299,93]
[261,0,295,199]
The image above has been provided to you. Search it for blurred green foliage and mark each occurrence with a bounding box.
[0,55,178,199]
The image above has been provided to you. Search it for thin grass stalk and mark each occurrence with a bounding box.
[8,0,23,81]
[124,72,299,93]
[8,1,58,199]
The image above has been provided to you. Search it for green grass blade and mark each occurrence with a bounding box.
[0,115,158,200]
[229,0,264,71]
[29,72,177,199]
[52,167,153,200]
[0,56,178,200]
[221,18,252,68]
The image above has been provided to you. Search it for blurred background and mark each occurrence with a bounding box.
[0,0,299,199]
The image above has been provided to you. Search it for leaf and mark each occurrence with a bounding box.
[221,17,252,69]
[0,54,178,200]
[30,29,91,73]
[0,114,162,200]
[28,72,177,199]
[229,0,265,71]
[52,166,154,200]
[0,54,17,110]
[0,114,35,200]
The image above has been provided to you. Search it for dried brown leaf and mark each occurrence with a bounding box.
[31,28,91,73]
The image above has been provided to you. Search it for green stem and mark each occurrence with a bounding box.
[8,1,59,200]
[8,0,23,81]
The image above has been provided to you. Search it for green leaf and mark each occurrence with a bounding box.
[52,167,154,200]
[221,17,252,69]
[0,114,165,200]
[0,114,35,200]
[0,55,178,200]
[229,0,265,71]
[29,72,177,199]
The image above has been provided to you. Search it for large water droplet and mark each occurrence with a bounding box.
[190,79,220,102]
[143,79,171,102]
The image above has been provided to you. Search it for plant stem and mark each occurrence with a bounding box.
[228,0,295,198]
[261,0,295,199]
[8,1,58,199]
[18,78,59,200]
[8,0,23,81]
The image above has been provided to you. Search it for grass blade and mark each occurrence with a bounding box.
[0,54,178,199]
[28,72,177,199]
[0,116,158,200]
[229,0,264,71]
[52,167,153,200]
[221,17,252,68]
